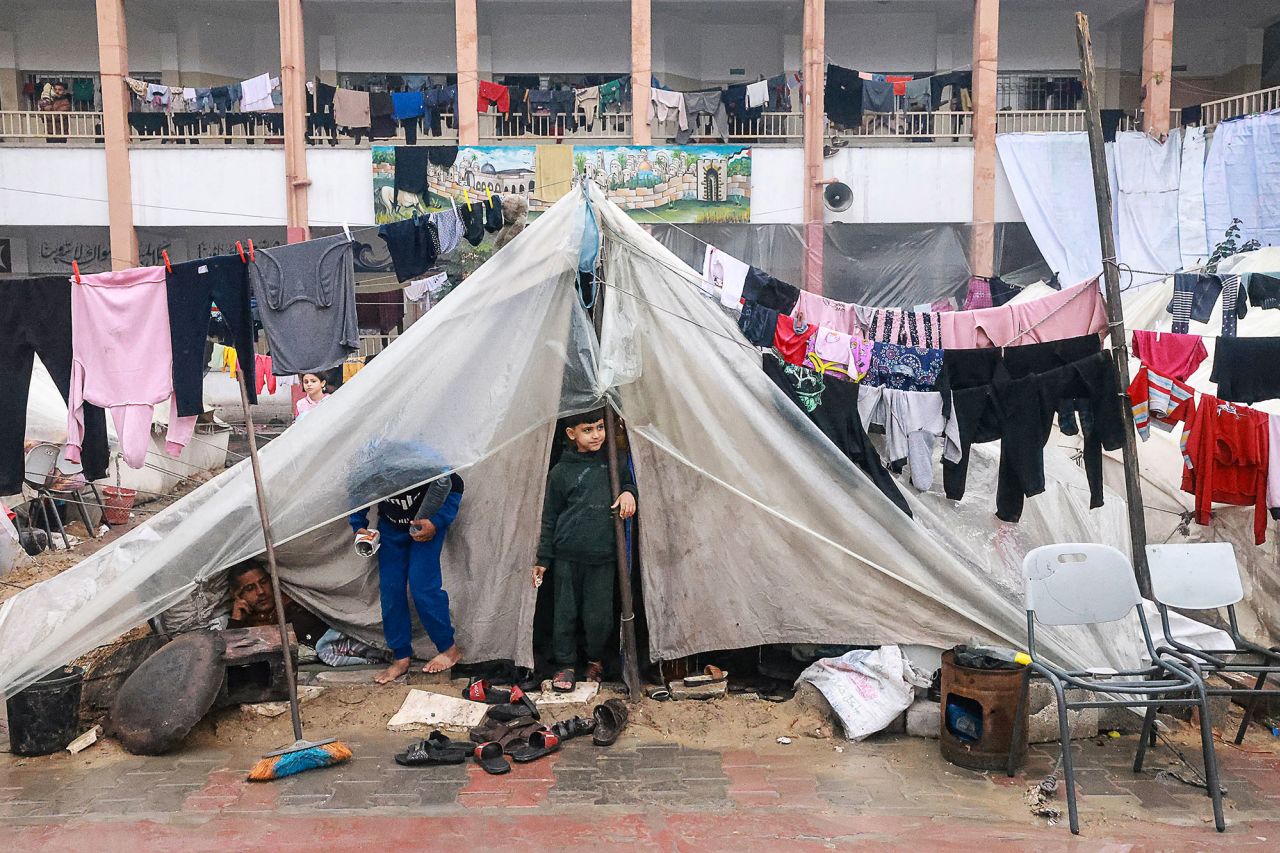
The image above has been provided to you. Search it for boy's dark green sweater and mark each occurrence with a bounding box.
[536,446,637,565]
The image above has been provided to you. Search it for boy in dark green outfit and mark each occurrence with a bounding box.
[533,410,637,692]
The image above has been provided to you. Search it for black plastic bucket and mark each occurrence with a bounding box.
[5,666,85,756]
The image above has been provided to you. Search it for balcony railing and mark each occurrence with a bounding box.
[0,110,104,141]
[477,110,631,142]
[995,110,1143,134]
[1200,84,1280,129]
[831,111,973,142]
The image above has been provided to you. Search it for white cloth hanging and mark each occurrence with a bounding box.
[745,79,769,110]
[240,73,275,112]
[1178,126,1209,271]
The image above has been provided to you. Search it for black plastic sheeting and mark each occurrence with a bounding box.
[649,223,1052,307]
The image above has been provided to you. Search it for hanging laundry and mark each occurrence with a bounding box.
[575,85,601,128]
[988,275,1021,307]
[426,145,459,168]
[0,277,110,494]
[477,81,510,113]
[742,266,800,314]
[356,289,406,336]
[482,195,504,233]
[1100,109,1127,142]
[333,88,371,129]
[1210,337,1280,405]
[943,334,1104,501]
[701,246,750,308]
[1181,395,1270,544]
[369,92,396,139]
[1128,366,1195,441]
[650,88,689,130]
[249,235,359,375]
[533,144,574,204]
[864,342,944,392]
[861,78,894,114]
[1242,273,1280,311]
[405,272,448,303]
[430,203,464,254]
[342,360,365,383]
[823,64,863,130]
[885,75,912,97]
[961,277,993,310]
[598,78,629,113]
[67,267,197,469]
[166,255,256,418]
[391,90,425,121]
[857,385,961,492]
[1269,415,1280,519]
[1130,330,1207,382]
[254,355,277,396]
[737,301,779,348]
[745,79,769,110]
[762,354,910,516]
[860,308,943,348]
[394,145,430,197]
[208,343,225,372]
[1167,273,1222,328]
[223,346,239,377]
[774,314,817,365]
[676,91,729,144]
[808,327,873,381]
[240,73,275,112]
[766,75,791,112]
[791,290,861,336]
[379,216,439,283]
[458,200,486,246]
[940,278,1107,349]
[904,78,931,112]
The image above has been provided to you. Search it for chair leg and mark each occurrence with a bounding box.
[1195,688,1226,832]
[1007,668,1030,777]
[73,489,97,539]
[1133,704,1158,773]
[1051,681,1081,834]
[1235,671,1268,745]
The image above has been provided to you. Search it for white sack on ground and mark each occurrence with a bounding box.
[1203,110,1280,249]
[1179,126,1209,270]
[795,646,927,741]
[595,184,1141,671]
[996,133,1103,287]
[1114,129,1182,287]
[0,192,598,697]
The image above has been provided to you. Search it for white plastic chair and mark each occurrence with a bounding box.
[1147,543,1280,744]
[1015,544,1224,835]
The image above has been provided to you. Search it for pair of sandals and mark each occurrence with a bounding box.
[552,661,603,693]
[470,699,630,775]
[394,731,469,766]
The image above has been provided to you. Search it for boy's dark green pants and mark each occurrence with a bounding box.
[552,559,615,667]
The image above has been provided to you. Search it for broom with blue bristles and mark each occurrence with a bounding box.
[234,371,352,782]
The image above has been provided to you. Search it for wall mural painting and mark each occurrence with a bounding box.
[574,145,751,223]
[373,146,536,225]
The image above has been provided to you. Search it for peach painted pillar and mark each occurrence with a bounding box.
[802,0,825,295]
[278,0,310,243]
[1141,0,1175,137]
[631,0,652,145]
[94,0,137,269]
[969,0,1000,279]
[455,0,479,145]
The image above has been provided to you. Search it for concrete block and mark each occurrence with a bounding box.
[668,680,727,701]
[906,699,940,738]
[1027,681,1099,743]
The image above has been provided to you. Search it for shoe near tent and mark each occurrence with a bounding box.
[0,185,1146,699]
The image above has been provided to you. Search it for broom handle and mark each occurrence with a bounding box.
[236,369,304,743]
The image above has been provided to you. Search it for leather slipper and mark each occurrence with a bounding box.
[473,741,510,775]
[511,729,561,763]
[592,698,629,747]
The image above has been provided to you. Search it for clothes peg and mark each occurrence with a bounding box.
[162,250,172,273]
[248,239,255,262]
[237,241,247,263]
[485,187,493,204]
[463,188,472,209]
[72,260,81,284]
[342,222,352,242]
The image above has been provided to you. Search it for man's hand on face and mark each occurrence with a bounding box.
[231,596,251,622]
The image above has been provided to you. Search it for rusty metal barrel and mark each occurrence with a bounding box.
[939,649,1029,771]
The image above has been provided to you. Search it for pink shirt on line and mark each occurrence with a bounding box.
[939,279,1108,349]
[66,267,197,469]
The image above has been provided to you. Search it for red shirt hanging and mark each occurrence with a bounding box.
[774,314,817,365]
[478,81,510,113]
[1180,394,1270,545]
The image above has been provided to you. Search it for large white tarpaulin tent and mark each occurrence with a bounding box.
[0,185,1145,699]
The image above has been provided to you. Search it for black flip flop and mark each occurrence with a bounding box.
[473,741,510,775]
[552,668,576,693]
[592,698,629,747]
[550,715,595,740]
[396,735,468,766]
[511,729,561,763]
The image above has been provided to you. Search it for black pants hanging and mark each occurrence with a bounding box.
[166,256,256,418]
[0,276,109,494]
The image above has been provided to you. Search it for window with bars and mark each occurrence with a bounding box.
[996,73,1081,110]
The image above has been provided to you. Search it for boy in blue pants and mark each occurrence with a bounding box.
[350,474,464,683]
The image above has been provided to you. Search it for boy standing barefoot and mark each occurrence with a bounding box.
[533,411,637,691]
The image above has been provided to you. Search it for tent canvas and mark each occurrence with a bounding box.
[0,185,1142,699]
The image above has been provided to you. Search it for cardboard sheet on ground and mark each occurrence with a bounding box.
[387,689,489,731]
[0,185,1155,698]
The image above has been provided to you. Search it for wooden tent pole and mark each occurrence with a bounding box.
[1076,12,1152,597]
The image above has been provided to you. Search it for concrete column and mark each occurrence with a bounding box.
[0,31,21,111]
[802,0,825,295]
[456,0,479,144]
[631,0,651,144]
[968,0,999,279]
[278,0,310,243]
[94,0,138,269]
[1140,0,1174,136]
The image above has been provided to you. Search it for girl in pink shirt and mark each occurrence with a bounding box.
[294,372,330,419]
